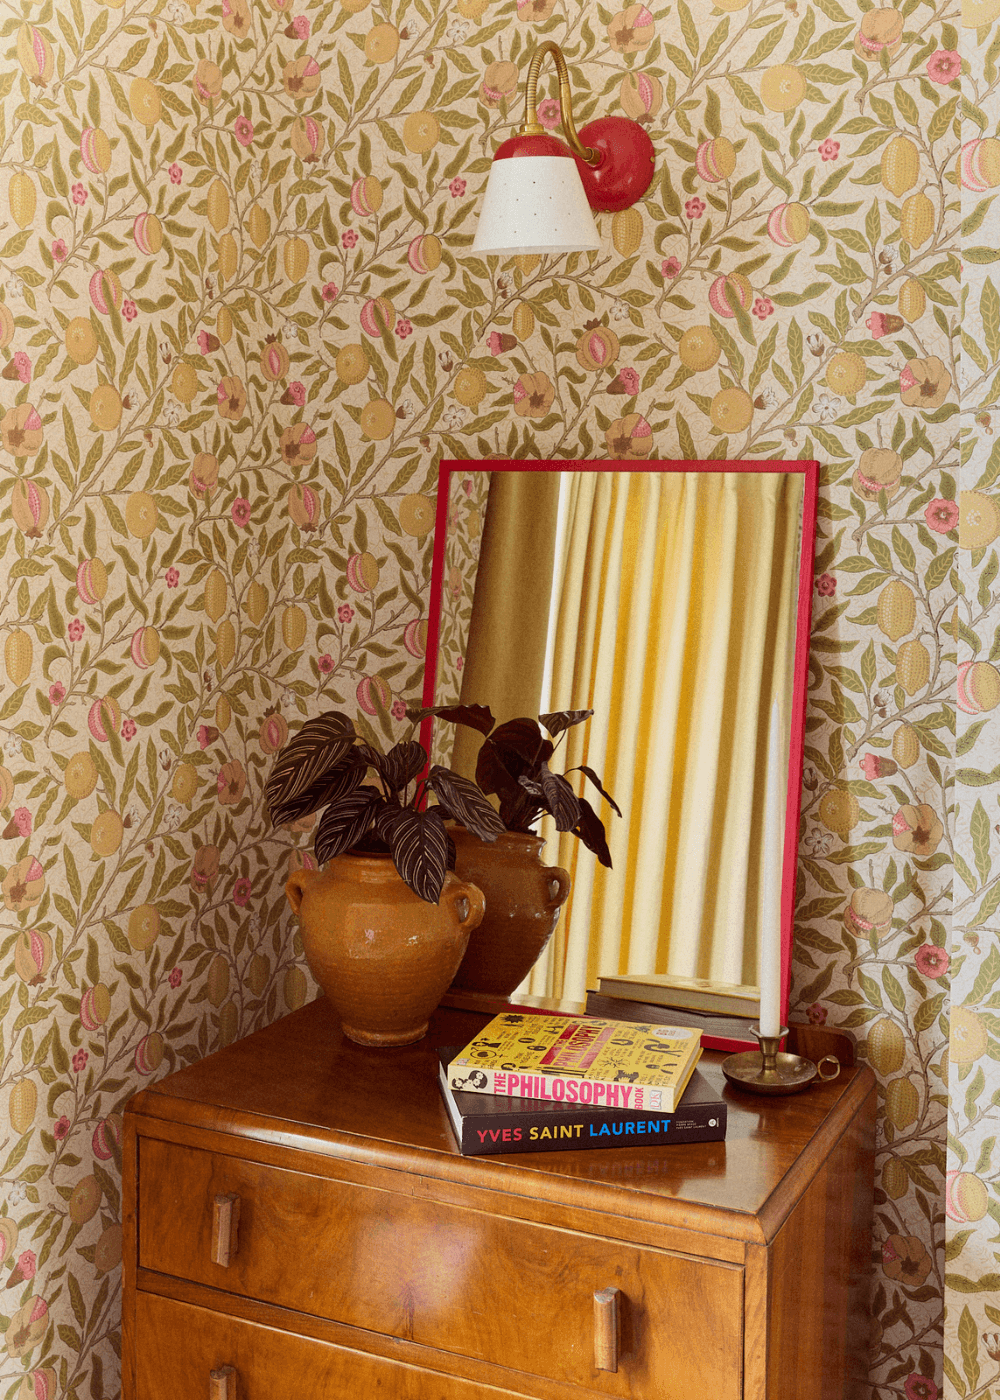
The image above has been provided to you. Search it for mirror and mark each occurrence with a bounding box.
[421,460,819,1050]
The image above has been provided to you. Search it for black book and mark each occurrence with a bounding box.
[438,1049,727,1157]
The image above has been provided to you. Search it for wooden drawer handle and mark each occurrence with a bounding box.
[594,1286,620,1373]
[211,1193,240,1268]
[210,1365,236,1400]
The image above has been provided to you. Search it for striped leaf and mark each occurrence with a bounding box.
[408,703,496,736]
[265,711,356,820]
[538,709,593,738]
[358,740,427,795]
[426,767,505,841]
[267,753,367,828]
[381,806,449,903]
[570,764,622,817]
[313,786,385,866]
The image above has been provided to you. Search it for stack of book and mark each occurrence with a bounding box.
[439,1012,727,1157]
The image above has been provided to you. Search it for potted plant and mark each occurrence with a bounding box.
[266,710,505,1045]
[411,705,620,996]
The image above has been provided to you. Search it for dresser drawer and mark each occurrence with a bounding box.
[135,1291,537,1399]
[138,1138,742,1396]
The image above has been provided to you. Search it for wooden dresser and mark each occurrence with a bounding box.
[123,999,875,1400]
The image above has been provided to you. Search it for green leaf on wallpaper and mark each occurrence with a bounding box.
[966,944,1000,1003]
[966,246,1000,264]
[726,73,764,113]
[954,851,978,895]
[946,1273,1000,1296]
[957,761,1000,787]
[890,526,916,573]
[881,967,906,1013]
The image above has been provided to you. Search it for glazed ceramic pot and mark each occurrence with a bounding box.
[285,854,485,1046]
[448,827,571,996]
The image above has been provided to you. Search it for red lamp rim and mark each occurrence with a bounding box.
[493,132,577,161]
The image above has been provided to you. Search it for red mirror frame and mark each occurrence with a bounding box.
[421,459,820,1050]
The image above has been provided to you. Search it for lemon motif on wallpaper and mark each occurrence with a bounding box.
[0,0,990,1393]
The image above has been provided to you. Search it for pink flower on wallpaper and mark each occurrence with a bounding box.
[684,196,705,219]
[616,367,640,395]
[169,163,183,184]
[914,944,949,979]
[165,567,179,587]
[317,653,334,673]
[818,139,840,161]
[72,183,88,205]
[234,115,254,147]
[9,351,31,383]
[233,877,251,906]
[52,239,67,262]
[123,300,137,321]
[68,619,84,642]
[169,967,182,988]
[806,1002,827,1025]
[926,50,959,84]
[73,1049,88,1073]
[337,604,354,624]
[288,14,310,37]
[53,1115,70,1140]
[391,699,407,720]
[49,683,65,706]
[752,297,774,319]
[456,655,464,670]
[322,282,339,301]
[6,807,32,838]
[285,381,306,407]
[449,178,466,197]
[121,718,137,740]
[816,572,836,596]
[661,256,681,278]
[537,97,561,129]
[231,497,251,527]
[925,498,959,532]
[395,319,413,339]
[904,1377,938,1400]
[197,726,219,749]
[342,229,358,248]
[13,1250,36,1280]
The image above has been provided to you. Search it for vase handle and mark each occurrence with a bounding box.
[447,879,486,933]
[546,866,571,909]
[285,867,319,915]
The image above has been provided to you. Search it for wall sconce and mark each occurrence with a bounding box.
[472,41,655,258]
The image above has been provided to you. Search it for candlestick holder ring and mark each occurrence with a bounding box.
[722,1026,841,1096]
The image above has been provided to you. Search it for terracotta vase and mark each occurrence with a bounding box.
[285,854,485,1046]
[448,827,571,996]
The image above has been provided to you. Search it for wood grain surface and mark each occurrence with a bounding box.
[138,1136,743,1395]
[130,998,873,1243]
[123,997,877,1400]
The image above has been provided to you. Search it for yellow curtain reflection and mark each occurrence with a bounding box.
[526,470,803,1003]
[452,471,561,779]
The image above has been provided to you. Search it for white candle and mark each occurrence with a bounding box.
[758,700,783,1039]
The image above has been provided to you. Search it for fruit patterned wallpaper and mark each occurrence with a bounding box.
[0,0,994,1389]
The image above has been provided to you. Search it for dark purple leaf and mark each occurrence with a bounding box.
[313,786,385,865]
[568,764,622,817]
[267,753,366,828]
[380,806,449,903]
[265,711,356,818]
[373,740,427,794]
[537,770,582,831]
[446,833,456,872]
[499,787,542,833]
[490,718,553,768]
[426,767,505,841]
[475,740,522,800]
[572,795,613,868]
[539,709,593,738]
[406,703,496,736]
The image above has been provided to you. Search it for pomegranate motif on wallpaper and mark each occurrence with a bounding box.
[0,0,995,1394]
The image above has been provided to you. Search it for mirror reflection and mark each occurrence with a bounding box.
[429,462,817,1015]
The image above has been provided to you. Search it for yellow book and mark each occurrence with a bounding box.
[449,1013,702,1114]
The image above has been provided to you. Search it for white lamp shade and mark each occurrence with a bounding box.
[472,155,600,256]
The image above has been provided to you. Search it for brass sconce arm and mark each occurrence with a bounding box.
[520,41,600,167]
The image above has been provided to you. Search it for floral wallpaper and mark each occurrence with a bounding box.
[0,0,993,1391]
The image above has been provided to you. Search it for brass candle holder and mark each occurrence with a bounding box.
[722,1025,840,1096]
